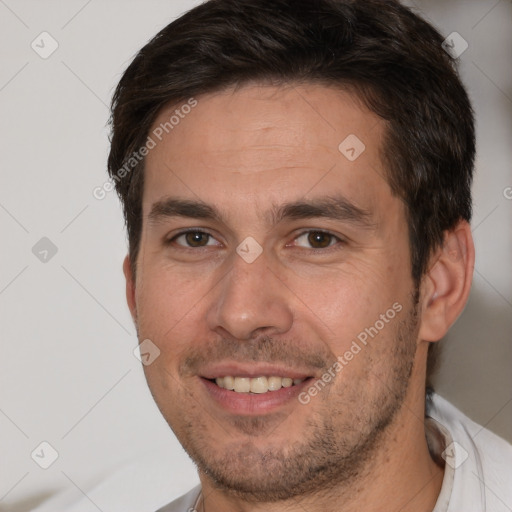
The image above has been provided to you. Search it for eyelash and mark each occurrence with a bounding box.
[166,228,345,252]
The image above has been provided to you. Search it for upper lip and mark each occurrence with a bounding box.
[199,362,314,380]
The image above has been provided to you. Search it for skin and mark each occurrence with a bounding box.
[123,83,474,512]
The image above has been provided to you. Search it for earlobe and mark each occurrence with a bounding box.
[123,255,138,326]
[418,220,475,342]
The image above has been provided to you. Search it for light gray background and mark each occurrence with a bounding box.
[0,1,510,511]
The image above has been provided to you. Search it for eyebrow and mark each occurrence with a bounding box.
[270,195,375,229]
[148,198,223,224]
[147,195,376,230]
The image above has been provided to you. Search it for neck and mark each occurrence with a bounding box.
[197,384,444,512]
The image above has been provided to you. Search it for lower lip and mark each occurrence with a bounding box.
[200,377,311,415]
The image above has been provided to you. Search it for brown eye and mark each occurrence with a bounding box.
[184,232,209,247]
[170,230,218,248]
[307,231,333,248]
[294,230,340,250]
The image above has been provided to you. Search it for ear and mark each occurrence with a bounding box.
[418,220,475,342]
[123,255,138,327]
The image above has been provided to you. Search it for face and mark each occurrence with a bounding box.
[128,83,422,500]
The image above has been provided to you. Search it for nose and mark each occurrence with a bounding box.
[205,245,294,341]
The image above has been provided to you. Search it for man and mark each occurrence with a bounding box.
[107,0,512,511]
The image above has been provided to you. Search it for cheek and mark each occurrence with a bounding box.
[136,265,207,331]
[289,263,408,366]
[134,268,211,373]
[289,263,387,329]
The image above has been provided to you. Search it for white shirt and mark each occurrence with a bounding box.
[31,393,512,512]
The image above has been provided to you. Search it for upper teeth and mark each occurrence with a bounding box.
[215,376,305,393]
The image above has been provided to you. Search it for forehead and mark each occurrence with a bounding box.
[142,83,393,221]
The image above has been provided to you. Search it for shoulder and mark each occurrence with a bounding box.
[429,393,512,511]
[430,393,512,465]
[155,485,201,512]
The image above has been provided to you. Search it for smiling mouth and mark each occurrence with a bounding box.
[208,375,310,394]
